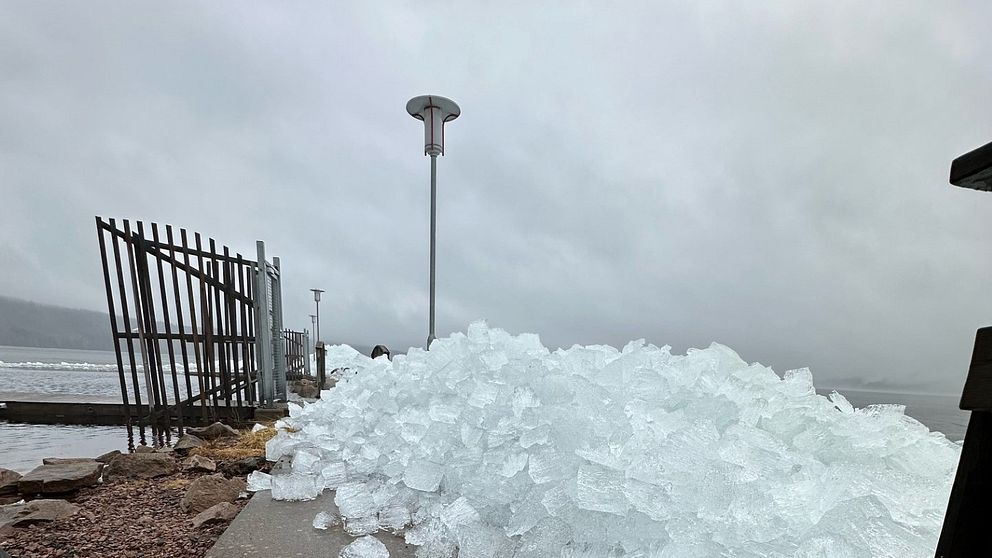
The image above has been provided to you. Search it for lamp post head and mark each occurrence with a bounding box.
[951,141,992,192]
[407,95,460,157]
[310,288,324,303]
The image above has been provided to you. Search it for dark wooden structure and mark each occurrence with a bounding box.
[950,140,992,191]
[935,327,992,556]
[936,140,992,556]
[95,217,262,445]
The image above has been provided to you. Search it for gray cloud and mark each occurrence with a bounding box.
[1,1,990,393]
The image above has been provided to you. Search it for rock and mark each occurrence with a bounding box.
[18,462,103,495]
[103,453,178,481]
[134,445,156,454]
[0,499,80,529]
[41,457,98,465]
[296,382,319,399]
[96,450,122,463]
[190,501,240,529]
[184,455,216,473]
[0,469,21,496]
[0,495,21,505]
[173,434,206,451]
[180,474,245,514]
[186,422,239,441]
[218,456,267,476]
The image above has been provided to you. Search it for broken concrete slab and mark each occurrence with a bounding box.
[18,462,103,495]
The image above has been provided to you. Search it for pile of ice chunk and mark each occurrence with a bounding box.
[262,322,960,557]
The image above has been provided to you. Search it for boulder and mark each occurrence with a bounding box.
[134,445,156,454]
[186,422,239,441]
[184,455,217,473]
[180,474,245,514]
[0,469,21,496]
[173,434,206,451]
[18,462,103,495]
[296,381,319,399]
[96,450,122,463]
[103,453,177,481]
[190,501,240,529]
[218,456,267,476]
[0,495,21,506]
[0,499,80,529]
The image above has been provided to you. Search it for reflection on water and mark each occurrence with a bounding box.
[0,423,131,473]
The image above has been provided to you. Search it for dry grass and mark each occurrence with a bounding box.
[189,425,278,461]
[161,477,192,490]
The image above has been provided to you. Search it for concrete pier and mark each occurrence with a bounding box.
[207,490,416,557]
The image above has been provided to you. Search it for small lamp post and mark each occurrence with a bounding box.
[310,289,324,343]
[935,139,992,557]
[407,94,461,347]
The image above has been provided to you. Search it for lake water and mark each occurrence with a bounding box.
[0,345,972,473]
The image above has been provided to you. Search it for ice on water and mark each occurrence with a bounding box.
[266,322,959,557]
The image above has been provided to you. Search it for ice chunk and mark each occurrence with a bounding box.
[515,517,573,558]
[339,535,389,558]
[246,470,272,492]
[378,504,411,532]
[829,391,855,414]
[251,423,267,432]
[455,523,513,558]
[321,462,348,488]
[500,452,529,477]
[574,463,629,516]
[403,460,444,492]
[519,424,550,448]
[270,473,321,501]
[528,448,567,484]
[335,482,377,518]
[293,450,321,474]
[344,515,380,536]
[313,510,340,530]
[440,497,480,529]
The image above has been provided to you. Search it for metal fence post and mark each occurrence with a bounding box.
[315,341,325,397]
[254,241,274,408]
[272,257,287,401]
[304,330,312,376]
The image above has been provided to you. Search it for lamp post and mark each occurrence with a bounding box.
[310,289,324,343]
[935,139,992,558]
[310,314,317,345]
[407,94,460,347]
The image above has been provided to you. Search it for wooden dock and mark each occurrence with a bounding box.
[0,391,274,427]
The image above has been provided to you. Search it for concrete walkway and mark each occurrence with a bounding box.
[207,490,416,557]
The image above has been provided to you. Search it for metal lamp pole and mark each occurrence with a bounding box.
[407,95,460,347]
[310,289,324,343]
[310,314,317,345]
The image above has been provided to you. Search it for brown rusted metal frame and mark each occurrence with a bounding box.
[95,218,262,437]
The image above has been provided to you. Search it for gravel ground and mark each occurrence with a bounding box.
[0,462,250,558]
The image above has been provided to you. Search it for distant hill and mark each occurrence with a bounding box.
[0,295,114,351]
[0,295,387,356]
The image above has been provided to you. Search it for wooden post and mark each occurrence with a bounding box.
[935,327,992,557]
[315,342,325,398]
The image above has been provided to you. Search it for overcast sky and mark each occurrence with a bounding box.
[1,1,990,392]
